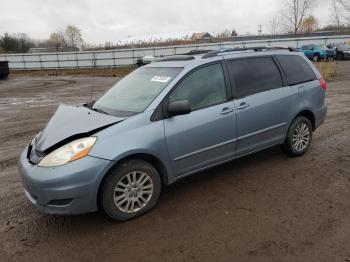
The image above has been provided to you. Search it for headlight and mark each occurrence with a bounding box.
[38,137,97,167]
[31,132,41,145]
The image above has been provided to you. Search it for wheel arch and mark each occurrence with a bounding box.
[294,109,316,131]
[96,152,170,210]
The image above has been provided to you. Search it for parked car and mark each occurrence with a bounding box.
[136,55,156,66]
[299,44,336,61]
[329,43,350,60]
[18,47,328,221]
[0,61,9,79]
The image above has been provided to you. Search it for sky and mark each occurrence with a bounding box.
[0,0,333,44]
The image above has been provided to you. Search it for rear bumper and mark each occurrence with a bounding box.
[315,104,327,130]
[18,146,113,215]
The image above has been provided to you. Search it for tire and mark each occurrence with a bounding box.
[313,54,319,62]
[100,159,161,221]
[281,116,313,157]
[336,53,344,60]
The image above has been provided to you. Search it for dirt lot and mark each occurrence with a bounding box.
[0,62,349,262]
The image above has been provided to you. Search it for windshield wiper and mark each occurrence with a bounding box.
[90,107,109,115]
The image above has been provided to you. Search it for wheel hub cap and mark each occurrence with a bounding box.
[292,122,310,152]
[113,171,153,214]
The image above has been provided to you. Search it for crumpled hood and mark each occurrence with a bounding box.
[35,105,125,152]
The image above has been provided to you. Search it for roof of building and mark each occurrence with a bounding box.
[191,32,212,40]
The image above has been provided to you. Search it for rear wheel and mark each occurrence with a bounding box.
[281,116,312,157]
[100,159,161,221]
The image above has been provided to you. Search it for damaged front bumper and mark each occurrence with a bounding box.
[18,146,113,215]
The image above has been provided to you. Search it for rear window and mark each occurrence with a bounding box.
[227,57,282,98]
[276,55,316,86]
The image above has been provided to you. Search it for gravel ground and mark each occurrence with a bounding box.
[0,62,349,262]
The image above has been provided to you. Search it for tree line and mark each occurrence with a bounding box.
[269,0,349,35]
[0,25,83,53]
[1,0,349,54]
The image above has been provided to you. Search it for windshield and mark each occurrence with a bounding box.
[93,67,182,116]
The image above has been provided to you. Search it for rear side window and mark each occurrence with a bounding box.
[276,55,316,86]
[227,57,282,98]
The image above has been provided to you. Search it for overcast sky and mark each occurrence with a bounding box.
[0,0,333,44]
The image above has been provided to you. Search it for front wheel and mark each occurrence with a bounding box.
[281,116,313,157]
[100,159,161,221]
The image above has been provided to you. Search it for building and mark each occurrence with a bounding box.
[191,32,212,42]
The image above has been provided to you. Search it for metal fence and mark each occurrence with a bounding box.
[1,35,350,70]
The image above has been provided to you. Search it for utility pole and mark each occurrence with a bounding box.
[258,25,262,36]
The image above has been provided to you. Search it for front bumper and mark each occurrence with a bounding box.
[18,146,113,215]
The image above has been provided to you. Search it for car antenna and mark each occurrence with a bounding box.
[90,52,97,103]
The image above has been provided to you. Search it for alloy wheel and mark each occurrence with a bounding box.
[113,171,154,214]
[292,122,310,152]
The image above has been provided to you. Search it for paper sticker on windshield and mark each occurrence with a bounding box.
[151,76,171,83]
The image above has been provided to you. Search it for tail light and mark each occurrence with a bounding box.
[319,78,328,91]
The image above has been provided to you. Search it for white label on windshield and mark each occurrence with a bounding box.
[151,76,172,83]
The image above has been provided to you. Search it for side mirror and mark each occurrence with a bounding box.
[168,100,191,117]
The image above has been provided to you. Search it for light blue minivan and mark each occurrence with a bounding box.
[18,47,328,221]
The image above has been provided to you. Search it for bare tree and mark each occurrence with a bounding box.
[300,15,318,33]
[268,17,281,35]
[282,0,313,35]
[335,0,350,23]
[64,25,83,49]
[333,0,342,27]
[47,31,66,51]
[337,0,350,11]
[215,29,232,38]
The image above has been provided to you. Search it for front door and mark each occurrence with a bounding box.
[163,63,237,176]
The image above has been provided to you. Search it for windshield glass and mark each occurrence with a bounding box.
[93,67,182,116]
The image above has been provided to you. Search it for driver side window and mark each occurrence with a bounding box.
[169,63,227,111]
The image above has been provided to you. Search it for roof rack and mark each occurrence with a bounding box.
[184,49,213,55]
[159,55,195,62]
[202,46,298,59]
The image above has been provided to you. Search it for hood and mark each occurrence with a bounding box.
[35,105,125,152]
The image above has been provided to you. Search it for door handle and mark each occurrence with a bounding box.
[220,107,234,115]
[236,101,249,110]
